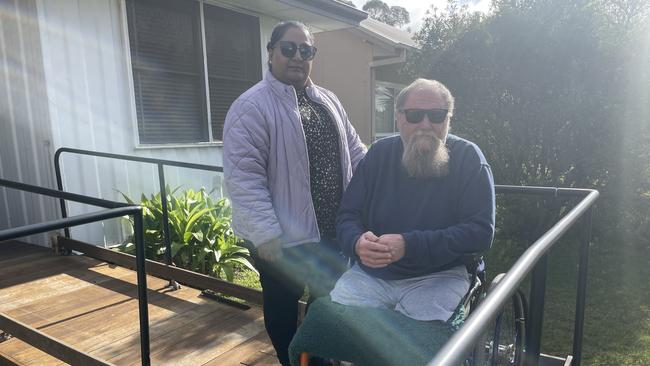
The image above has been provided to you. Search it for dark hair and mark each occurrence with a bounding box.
[267,21,314,70]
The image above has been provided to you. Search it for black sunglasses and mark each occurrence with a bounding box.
[399,108,449,124]
[272,41,317,61]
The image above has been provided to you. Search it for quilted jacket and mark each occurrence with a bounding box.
[223,71,366,247]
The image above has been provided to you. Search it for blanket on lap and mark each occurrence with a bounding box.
[288,297,455,366]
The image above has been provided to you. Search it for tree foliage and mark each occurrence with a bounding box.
[406,0,650,365]
[407,0,649,238]
[362,0,411,28]
[406,1,650,361]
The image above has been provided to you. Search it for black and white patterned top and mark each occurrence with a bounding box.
[297,89,343,239]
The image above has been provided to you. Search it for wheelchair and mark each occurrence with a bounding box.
[292,258,527,366]
[462,266,527,366]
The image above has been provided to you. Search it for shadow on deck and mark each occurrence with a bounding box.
[0,241,279,366]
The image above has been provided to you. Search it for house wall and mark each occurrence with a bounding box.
[0,0,60,246]
[30,0,280,246]
[310,28,374,144]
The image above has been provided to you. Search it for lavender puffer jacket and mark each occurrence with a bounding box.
[223,71,366,248]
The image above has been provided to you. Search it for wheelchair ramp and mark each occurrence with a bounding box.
[0,241,280,365]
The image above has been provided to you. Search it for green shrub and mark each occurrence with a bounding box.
[116,187,256,282]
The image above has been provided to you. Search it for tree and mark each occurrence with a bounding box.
[362,0,411,28]
[406,1,650,363]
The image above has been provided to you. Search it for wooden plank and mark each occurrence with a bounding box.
[0,351,25,366]
[203,331,280,366]
[1,266,137,323]
[0,258,138,312]
[0,250,56,268]
[59,237,263,305]
[0,241,274,366]
[98,300,248,364]
[0,338,64,366]
[14,277,237,361]
[0,269,197,364]
[0,313,113,366]
[0,240,42,252]
[74,286,220,355]
[0,243,49,263]
[0,255,105,290]
[117,308,266,366]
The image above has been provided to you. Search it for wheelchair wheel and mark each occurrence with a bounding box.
[488,289,526,366]
[470,277,526,366]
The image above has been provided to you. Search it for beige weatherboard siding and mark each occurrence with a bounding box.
[311,28,375,143]
[311,18,418,144]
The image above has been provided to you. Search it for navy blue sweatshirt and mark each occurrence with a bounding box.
[336,134,495,280]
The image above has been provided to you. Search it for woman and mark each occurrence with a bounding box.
[223,21,366,366]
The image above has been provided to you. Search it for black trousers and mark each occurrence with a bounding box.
[248,239,347,366]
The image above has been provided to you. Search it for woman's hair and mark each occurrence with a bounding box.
[267,21,314,51]
[267,21,314,71]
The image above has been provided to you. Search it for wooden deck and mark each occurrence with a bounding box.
[0,241,280,366]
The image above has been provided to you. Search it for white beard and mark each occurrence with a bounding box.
[402,131,450,178]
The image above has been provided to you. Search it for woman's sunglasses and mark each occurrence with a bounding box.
[399,108,449,124]
[271,41,317,61]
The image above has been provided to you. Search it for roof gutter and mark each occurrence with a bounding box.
[368,48,407,68]
[277,0,368,26]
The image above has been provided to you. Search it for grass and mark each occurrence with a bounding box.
[542,236,650,365]
[485,228,650,366]
[233,263,261,290]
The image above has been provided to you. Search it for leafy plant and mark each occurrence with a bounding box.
[116,187,256,282]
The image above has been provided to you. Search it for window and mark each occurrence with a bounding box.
[374,82,402,140]
[126,0,261,144]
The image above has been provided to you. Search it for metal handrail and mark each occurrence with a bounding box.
[49,145,600,365]
[0,178,151,366]
[54,147,222,270]
[430,186,599,366]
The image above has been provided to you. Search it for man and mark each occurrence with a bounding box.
[331,78,495,322]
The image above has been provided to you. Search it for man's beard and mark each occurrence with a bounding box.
[402,131,450,178]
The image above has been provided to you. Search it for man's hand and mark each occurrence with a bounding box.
[257,238,283,262]
[377,234,406,263]
[355,231,392,268]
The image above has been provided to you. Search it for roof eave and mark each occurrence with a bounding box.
[277,0,368,26]
[356,26,419,51]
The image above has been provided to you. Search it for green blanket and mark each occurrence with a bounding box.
[288,297,457,366]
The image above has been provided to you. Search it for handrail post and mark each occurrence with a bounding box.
[157,163,179,290]
[572,207,593,366]
[526,254,548,366]
[157,163,172,266]
[134,210,151,366]
[54,150,70,239]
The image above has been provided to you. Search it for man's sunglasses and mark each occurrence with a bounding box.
[271,41,317,61]
[399,109,449,124]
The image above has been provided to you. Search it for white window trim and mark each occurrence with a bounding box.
[119,0,142,149]
[119,0,262,149]
[373,80,405,140]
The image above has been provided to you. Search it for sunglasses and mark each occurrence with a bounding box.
[399,109,449,124]
[272,41,317,61]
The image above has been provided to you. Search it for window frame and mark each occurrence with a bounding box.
[373,81,405,141]
[121,0,263,148]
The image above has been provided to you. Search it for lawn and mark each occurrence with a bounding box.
[543,238,650,365]
[486,226,650,365]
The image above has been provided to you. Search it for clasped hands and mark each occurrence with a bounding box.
[354,231,405,268]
